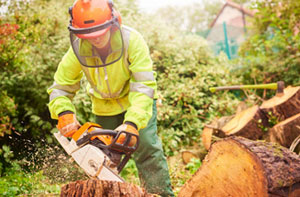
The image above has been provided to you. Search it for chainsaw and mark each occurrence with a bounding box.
[54,122,139,182]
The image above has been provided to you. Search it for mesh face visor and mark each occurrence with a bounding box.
[69,17,124,68]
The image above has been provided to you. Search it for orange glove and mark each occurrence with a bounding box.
[115,122,139,147]
[57,112,81,137]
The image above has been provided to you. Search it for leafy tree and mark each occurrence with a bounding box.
[0,0,75,171]
[237,0,300,86]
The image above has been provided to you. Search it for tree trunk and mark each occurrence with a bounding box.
[178,136,300,197]
[60,179,153,197]
[221,105,268,140]
[266,113,300,148]
[260,86,300,122]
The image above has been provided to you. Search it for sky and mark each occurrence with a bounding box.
[138,0,203,13]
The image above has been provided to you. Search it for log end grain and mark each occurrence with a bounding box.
[221,105,267,140]
[179,137,300,197]
[261,86,300,109]
[202,127,213,150]
[178,137,268,197]
[260,86,300,121]
[267,113,300,147]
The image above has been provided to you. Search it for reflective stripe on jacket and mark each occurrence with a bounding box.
[47,25,157,130]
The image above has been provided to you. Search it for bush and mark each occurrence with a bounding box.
[0,162,60,196]
[119,13,243,155]
[237,0,300,87]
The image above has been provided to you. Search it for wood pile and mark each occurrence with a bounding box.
[180,85,300,197]
[202,86,300,151]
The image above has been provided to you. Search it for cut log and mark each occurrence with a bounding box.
[178,136,300,197]
[202,115,234,150]
[181,151,198,165]
[202,126,214,150]
[221,105,268,140]
[267,113,300,148]
[181,147,207,164]
[60,179,153,197]
[260,86,300,122]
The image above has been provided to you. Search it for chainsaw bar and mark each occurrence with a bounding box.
[54,132,124,182]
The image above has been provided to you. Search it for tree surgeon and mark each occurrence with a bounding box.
[47,0,174,196]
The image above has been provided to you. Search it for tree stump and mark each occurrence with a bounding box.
[221,105,268,140]
[178,136,300,197]
[267,113,300,148]
[260,86,300,122]
[60,179,154,197]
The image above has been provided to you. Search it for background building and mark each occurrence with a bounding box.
[206,0,255,59]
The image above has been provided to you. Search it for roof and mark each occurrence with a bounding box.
[209,0,255,28]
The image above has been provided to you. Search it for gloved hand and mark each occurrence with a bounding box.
[115,122,139,147]
[56,112,81,137]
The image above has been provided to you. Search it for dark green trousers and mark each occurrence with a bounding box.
[95,100,174,197]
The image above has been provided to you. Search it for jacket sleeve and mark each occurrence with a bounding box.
[47,47,83,119]
[124,30,157,130]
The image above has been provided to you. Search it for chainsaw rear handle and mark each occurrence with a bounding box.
[76,128,139,155]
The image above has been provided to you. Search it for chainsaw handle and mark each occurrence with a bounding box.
[76,129,139,154]
[110,130,140,154]
[76,129,117,146]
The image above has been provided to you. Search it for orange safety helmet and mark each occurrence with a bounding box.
[68,0,122,39]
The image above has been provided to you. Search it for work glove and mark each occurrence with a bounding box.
[57,112,81,137]
[115,122,139,147]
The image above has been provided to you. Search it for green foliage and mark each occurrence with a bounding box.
[0,144,61,195]
[0,0,75,179]
[237,0,300,87]
[0,162,60,196]
[0,91,16,137]
[122,13,242,156]
[185,158,202,174]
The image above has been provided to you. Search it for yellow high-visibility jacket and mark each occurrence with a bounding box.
[47,25,157,130]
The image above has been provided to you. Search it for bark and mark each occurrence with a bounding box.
[267,113,300,148]
[60,179,154,197]
[260,86,300,122]
[178,136,300,197]
[221,105,268,140]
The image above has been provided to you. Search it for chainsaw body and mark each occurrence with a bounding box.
[54,122,139,182]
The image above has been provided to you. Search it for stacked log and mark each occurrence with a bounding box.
[60,179,153,197]
[267,113,300,148]
[260,86,300,121]
[202,86,300,151]
[221,105,268,140]
[179,136,300,197]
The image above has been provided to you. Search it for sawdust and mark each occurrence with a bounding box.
[16,137,87,184]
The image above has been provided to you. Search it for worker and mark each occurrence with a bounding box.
[47,0,174,196]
